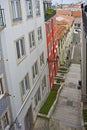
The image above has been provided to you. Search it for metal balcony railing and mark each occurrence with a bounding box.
[0,8,6,30]
[0,95,8,116]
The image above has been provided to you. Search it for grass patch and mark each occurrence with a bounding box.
[39,89,57,115]
[57,70,67,73]
[59,67,68,71]
[83,109,87,122]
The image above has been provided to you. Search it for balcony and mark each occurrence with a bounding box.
[0,8,6,30]
[0,95,8,116]
[45,8,56,21]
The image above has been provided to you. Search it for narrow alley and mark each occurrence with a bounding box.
[33,30,83,130]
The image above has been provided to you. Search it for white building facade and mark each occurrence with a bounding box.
[0,0,49,130]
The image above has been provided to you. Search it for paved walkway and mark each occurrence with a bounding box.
[49,64,83,130]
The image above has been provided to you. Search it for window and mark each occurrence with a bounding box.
[32,61,38,81]
[16,37,26,61]
[34,87,41,107]
[35,0,40,16]
[37,27,42,41]
[42,75,46,95]
[29,31,35,49]
[78,23,80,27]
[26,0,33,17]
[40,52,44,67]
[0,79,3,95]
[20,73,30,99]
[11,0,22,21]
[0,112,9,129]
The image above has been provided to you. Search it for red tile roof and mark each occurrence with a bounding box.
[56,26,66,40]
[56,15,74,40]
[56,9,70,16]
[71,10,82,17]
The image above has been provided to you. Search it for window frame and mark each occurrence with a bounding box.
[34,87,41,108]
[32,61,38,82]
[20,73,30,101]
[0,78,4,95]
[26,0,33,18]
[37,26,42,41]
[15,37,26,63]
[29,31,35,50]
[42,75,46,95]
[35,0,40,16]
[0,112,9,130]
[11,0,22,22]
[40,52,44,67]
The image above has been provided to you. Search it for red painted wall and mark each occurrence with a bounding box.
[45,16,58,89]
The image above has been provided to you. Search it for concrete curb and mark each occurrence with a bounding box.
[38,83,64,119]
[81,102,85,130]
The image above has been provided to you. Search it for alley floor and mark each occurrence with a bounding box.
[49,64,83,130]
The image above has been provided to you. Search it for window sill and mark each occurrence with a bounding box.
[5,125,10,130]
[12,17,22,26]
[27,15,33,19]
[0,94,4,100]
[17,55,26,65]
[22,89,30,102]
[33,75,39,84]
[36,14,41,17]
[30,46,36,53]
[38,39,42,44]
[13,17,22,22]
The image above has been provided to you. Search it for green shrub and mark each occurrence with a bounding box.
[57,78,64,83]
[59,68,68,71]
[45,8,54,14]
[52,84,60,91]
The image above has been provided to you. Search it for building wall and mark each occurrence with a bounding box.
[0,0,49,129]
[81,14,87,97]
[0,7,11,129]
[46,16,58,89]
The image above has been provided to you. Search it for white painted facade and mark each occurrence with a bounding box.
[0,0,49,130]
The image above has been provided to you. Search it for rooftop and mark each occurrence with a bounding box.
[56,9,81,18]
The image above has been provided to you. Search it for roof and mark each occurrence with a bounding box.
[71,10,82,17]
[56,15,74,40]
[56,9,70,16]
[56,26,66,40]
[56,15,74,27]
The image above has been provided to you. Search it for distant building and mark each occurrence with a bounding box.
[56,15,74,67]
